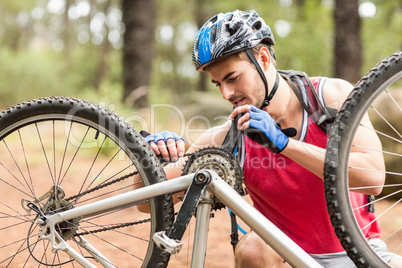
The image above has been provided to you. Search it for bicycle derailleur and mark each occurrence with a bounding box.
[181,147,245,210]
[22,186,80,255]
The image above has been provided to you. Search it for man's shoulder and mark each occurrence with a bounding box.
[322,78,354,110]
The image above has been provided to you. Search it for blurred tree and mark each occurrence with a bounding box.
[0,1,36,51]
[122,0,156,108]
[63,0,73,54]
[334,0,362,83]
[294,0,306,19]
[151,0,202,105]
[94,0,112,90]
[360,0,401,72]
[193,0,215,92]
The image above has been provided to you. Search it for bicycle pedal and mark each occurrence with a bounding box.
[153,231,183,256]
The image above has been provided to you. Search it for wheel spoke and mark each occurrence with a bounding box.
[1,140,34,197]
[59,125,91,186]
[370,106,402,140]
[35,123,56,184]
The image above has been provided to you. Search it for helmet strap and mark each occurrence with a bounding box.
[245,49,279,109]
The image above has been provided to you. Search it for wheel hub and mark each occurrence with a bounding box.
[23,186,79,241]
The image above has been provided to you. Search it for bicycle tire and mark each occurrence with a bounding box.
[325,51,402,267]
[0,96,174,267]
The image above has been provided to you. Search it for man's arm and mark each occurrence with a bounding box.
[282,78,385,195]
[136,122,231,212]
[230,78,385,196]
[163,121,231,180]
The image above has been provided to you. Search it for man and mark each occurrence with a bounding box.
[145,10,401,267]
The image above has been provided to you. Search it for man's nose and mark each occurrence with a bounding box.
[220,85,235,100]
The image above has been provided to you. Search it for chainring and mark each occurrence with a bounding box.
[181,147,244,210]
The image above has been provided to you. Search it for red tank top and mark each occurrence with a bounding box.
[242,77,381,254]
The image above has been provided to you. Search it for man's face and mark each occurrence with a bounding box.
[207,56,265,108]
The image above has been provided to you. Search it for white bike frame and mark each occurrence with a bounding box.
[39,170,322,268]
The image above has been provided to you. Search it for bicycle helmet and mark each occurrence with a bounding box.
[192,10,279,108]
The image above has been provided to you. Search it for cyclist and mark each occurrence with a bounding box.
[145,10,402,267]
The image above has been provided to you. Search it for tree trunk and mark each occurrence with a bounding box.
[122,0,156,108]
[333,0,362,83]
[194,0,213,92]
[94,0,112,91]
[63,0,72,55]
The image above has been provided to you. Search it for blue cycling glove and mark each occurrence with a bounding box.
[245,105,293,153]
[143,130,185,144]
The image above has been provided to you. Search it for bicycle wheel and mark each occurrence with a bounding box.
[0,97,174,267]
[325,51,402,267]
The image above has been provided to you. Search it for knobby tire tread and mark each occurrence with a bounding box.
[324,51,402,268]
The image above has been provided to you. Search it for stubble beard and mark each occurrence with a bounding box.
[227,72,267,108]
[255,74,266,109]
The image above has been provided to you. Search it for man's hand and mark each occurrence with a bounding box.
[142,131,185,162]
[231,105,290,153]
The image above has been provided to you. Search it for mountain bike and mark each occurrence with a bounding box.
[0,50,400,267]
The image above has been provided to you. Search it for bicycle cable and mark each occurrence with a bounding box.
[26,214,94,266]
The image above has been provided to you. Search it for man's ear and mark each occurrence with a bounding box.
[258,47,271,71]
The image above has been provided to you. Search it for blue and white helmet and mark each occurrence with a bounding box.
[192,10,275,71]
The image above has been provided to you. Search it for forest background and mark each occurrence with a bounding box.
[0,0,400,137]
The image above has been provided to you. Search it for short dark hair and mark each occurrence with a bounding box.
[204,43,276,72]
[236,43,277,67]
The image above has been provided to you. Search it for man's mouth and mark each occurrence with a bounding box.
[232,97,246,107]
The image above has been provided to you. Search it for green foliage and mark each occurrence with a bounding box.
[0,0,400,114]
[0,46,123,110]
[266,1,334,77]
[0,49,64,108]
[360,0,402,74]
[0,0,36,13]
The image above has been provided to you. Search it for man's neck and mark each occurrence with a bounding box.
[264,76,303,132]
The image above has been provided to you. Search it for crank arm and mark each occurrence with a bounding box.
[153,170,212,255]
[168,170,212,241]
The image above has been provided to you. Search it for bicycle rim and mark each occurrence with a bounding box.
[0,97,173,267]
[325,51,402,267]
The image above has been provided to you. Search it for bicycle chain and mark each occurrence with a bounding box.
[74,217,150,237]
[68,148,242,237]
[65,170,139,202]
[65,170,140,237]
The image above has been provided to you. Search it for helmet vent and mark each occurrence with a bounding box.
[210,15,218,24]
[252,21,262,30]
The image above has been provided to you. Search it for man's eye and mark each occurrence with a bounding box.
[229,76,239,82]
[215,83,221,87]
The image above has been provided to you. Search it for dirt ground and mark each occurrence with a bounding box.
[167,208,238,268]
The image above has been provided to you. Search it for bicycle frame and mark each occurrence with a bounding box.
[39,170,322,268]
